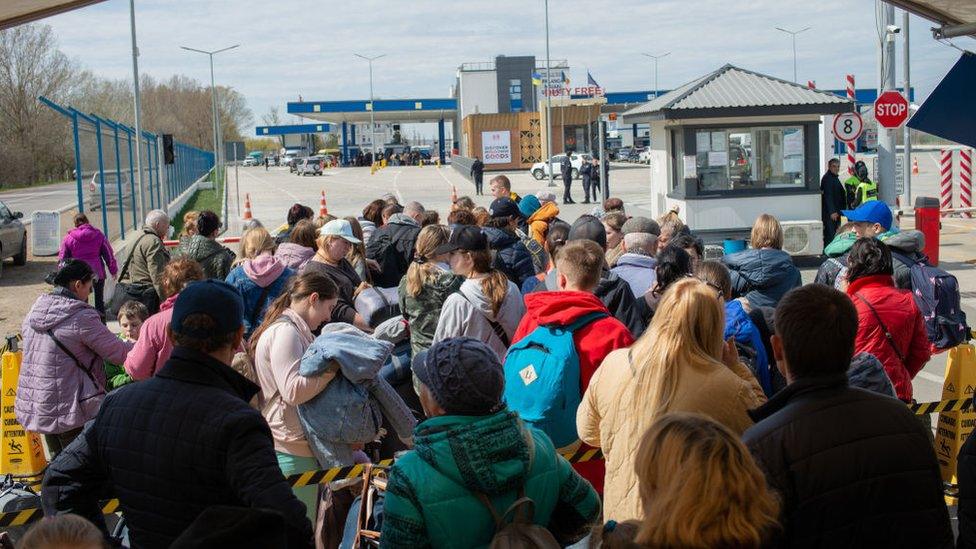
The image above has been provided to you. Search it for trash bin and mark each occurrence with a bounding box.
[914,196,941,266]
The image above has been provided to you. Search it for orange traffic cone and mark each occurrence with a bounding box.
[320,190,328,217]
[912,158,919,175]
[243,193,252,220]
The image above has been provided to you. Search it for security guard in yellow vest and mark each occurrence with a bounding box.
[845,160,878,209]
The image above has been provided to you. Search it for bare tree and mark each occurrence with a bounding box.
[262,107,284,147]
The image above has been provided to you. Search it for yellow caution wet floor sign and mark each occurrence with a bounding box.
[1,337,47,476]
[934,342,976,503]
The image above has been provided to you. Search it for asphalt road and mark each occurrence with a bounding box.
[0,181,77,219]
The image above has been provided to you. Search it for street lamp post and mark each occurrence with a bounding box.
[180,44,239,179]
[544,0,555,187]
[775,26,810,83]
[641,52,670,98]
[354,53,386,163]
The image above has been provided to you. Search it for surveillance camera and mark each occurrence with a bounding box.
[886,24,901,34]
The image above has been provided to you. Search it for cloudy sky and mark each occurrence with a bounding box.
[41,0,970,135]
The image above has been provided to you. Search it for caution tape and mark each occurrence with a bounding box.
[0,448,604,527]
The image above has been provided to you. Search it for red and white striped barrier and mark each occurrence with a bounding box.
[941,149,954,217]
[845,74,856,175]
[960,149,973,219]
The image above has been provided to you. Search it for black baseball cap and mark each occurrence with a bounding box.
[171,280,244,338]
[433,225,488,255]
[489,197,521,219]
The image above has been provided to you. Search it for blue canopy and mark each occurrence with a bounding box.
[907,52,976,148]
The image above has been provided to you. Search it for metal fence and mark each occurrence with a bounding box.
[39,96,215,241]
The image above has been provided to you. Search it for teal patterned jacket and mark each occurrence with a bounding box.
[381,410,601,548]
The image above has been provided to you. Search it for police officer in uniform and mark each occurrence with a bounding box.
[561,152,575,204]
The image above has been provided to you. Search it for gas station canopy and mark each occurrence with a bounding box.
[288,98,457,124]
[885,0,976,38]
[0,0,105,30]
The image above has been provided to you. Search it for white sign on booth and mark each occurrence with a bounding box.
[481,131,512,164]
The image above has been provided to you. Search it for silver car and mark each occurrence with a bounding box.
[296,157,323,176]
[0,200,27,278]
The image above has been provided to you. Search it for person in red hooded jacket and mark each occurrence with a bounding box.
[511,239,634,493]
[844,237,930,402]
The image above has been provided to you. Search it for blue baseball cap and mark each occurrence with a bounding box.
[171,280,244,338]
[842,201,892,231]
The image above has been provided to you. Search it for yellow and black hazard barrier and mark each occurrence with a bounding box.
[0,448,605,527]
[0,334,22,356]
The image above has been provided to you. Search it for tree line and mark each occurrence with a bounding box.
[0,24,252,189]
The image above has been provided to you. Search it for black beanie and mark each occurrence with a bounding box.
[569,215,608,250]
[50,258,94,287]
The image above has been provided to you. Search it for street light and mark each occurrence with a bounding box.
[774,26,810,83]
[354,53,386,162]
[180,44,240,176]
[641,52,670,98]
[543,0,555,187]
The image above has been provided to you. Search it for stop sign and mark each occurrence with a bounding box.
[874,90,910,128]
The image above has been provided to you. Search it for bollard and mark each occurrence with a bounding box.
[935,342,976,505]
[915,196,941,265]
[0,336,47,477]
[961,149,973,219]
[941,149,954,217]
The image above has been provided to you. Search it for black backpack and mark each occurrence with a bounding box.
[892,252,970,350]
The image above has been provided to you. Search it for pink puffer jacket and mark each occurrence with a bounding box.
[16,290,132,434]
[124,293,179,381]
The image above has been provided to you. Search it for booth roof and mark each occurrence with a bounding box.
[621,64,852,123]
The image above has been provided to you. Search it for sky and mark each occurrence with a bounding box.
[39,0,972,136]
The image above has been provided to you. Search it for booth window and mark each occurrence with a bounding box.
[680,126,806,193]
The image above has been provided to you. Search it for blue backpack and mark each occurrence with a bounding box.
[503,312,607,448]
[892,252,970,350]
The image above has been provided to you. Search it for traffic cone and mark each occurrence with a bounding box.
[320,190,329,217]
[243,193,252,220]
[912,158,919,175]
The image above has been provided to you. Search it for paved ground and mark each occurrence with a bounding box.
[0,181,76,218]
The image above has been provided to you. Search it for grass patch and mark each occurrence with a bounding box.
[171,168,224,236]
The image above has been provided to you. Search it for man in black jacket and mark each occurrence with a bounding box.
[743,284,952,548]
[820,158,846,245]
[366,201,424,287]
[42,280,313,549]
[560,153,575,204]
[470,156,485,196]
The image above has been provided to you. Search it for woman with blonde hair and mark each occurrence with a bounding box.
[179,210,199,241]
[226,226,295,339]
[577,277,766,521]
[590,412,779,548]
[398,225,464,355]
[655,208,685,250]
[303,219,371,332]
[432,225,525,360]
[722,213,801,309]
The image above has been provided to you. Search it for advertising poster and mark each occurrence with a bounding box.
[482,131,512,164]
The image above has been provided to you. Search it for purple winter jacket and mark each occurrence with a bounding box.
[16,290,133,434]
[58,223,118,280]
[274,242,315,271]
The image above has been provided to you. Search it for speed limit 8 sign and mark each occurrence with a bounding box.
[832,112,864,142]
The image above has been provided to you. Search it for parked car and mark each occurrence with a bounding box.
[530,153,590,180]
[0,200,27,278]
[296,157,323,176]
[243,157,259,167]
[638,149,653,164]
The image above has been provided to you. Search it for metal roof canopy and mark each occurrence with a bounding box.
[621,64,853,123]
[884,0,976,38]
[0,0,105,30]
[288,98,456,124]
[255,123,332,136]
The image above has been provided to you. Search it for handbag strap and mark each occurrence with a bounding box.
[118,233,152,281]
[46,330,103,392]
[854,292,907,364]
[456,290,510,348]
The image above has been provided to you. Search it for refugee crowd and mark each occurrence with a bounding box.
[9,167,974,548]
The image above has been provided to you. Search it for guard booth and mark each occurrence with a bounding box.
[622,64,853,254]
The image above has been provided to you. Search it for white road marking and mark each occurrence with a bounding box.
[392,170,404,204]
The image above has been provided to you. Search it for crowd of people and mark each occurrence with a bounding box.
[9,166,970,548]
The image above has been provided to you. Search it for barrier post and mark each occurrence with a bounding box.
[961,149,973,219]
[0,336,47,477]
[846,74,856,175]
[941,149,954,217]
[935,342,976,505]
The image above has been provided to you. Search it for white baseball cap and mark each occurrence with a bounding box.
[318,219,361,244]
